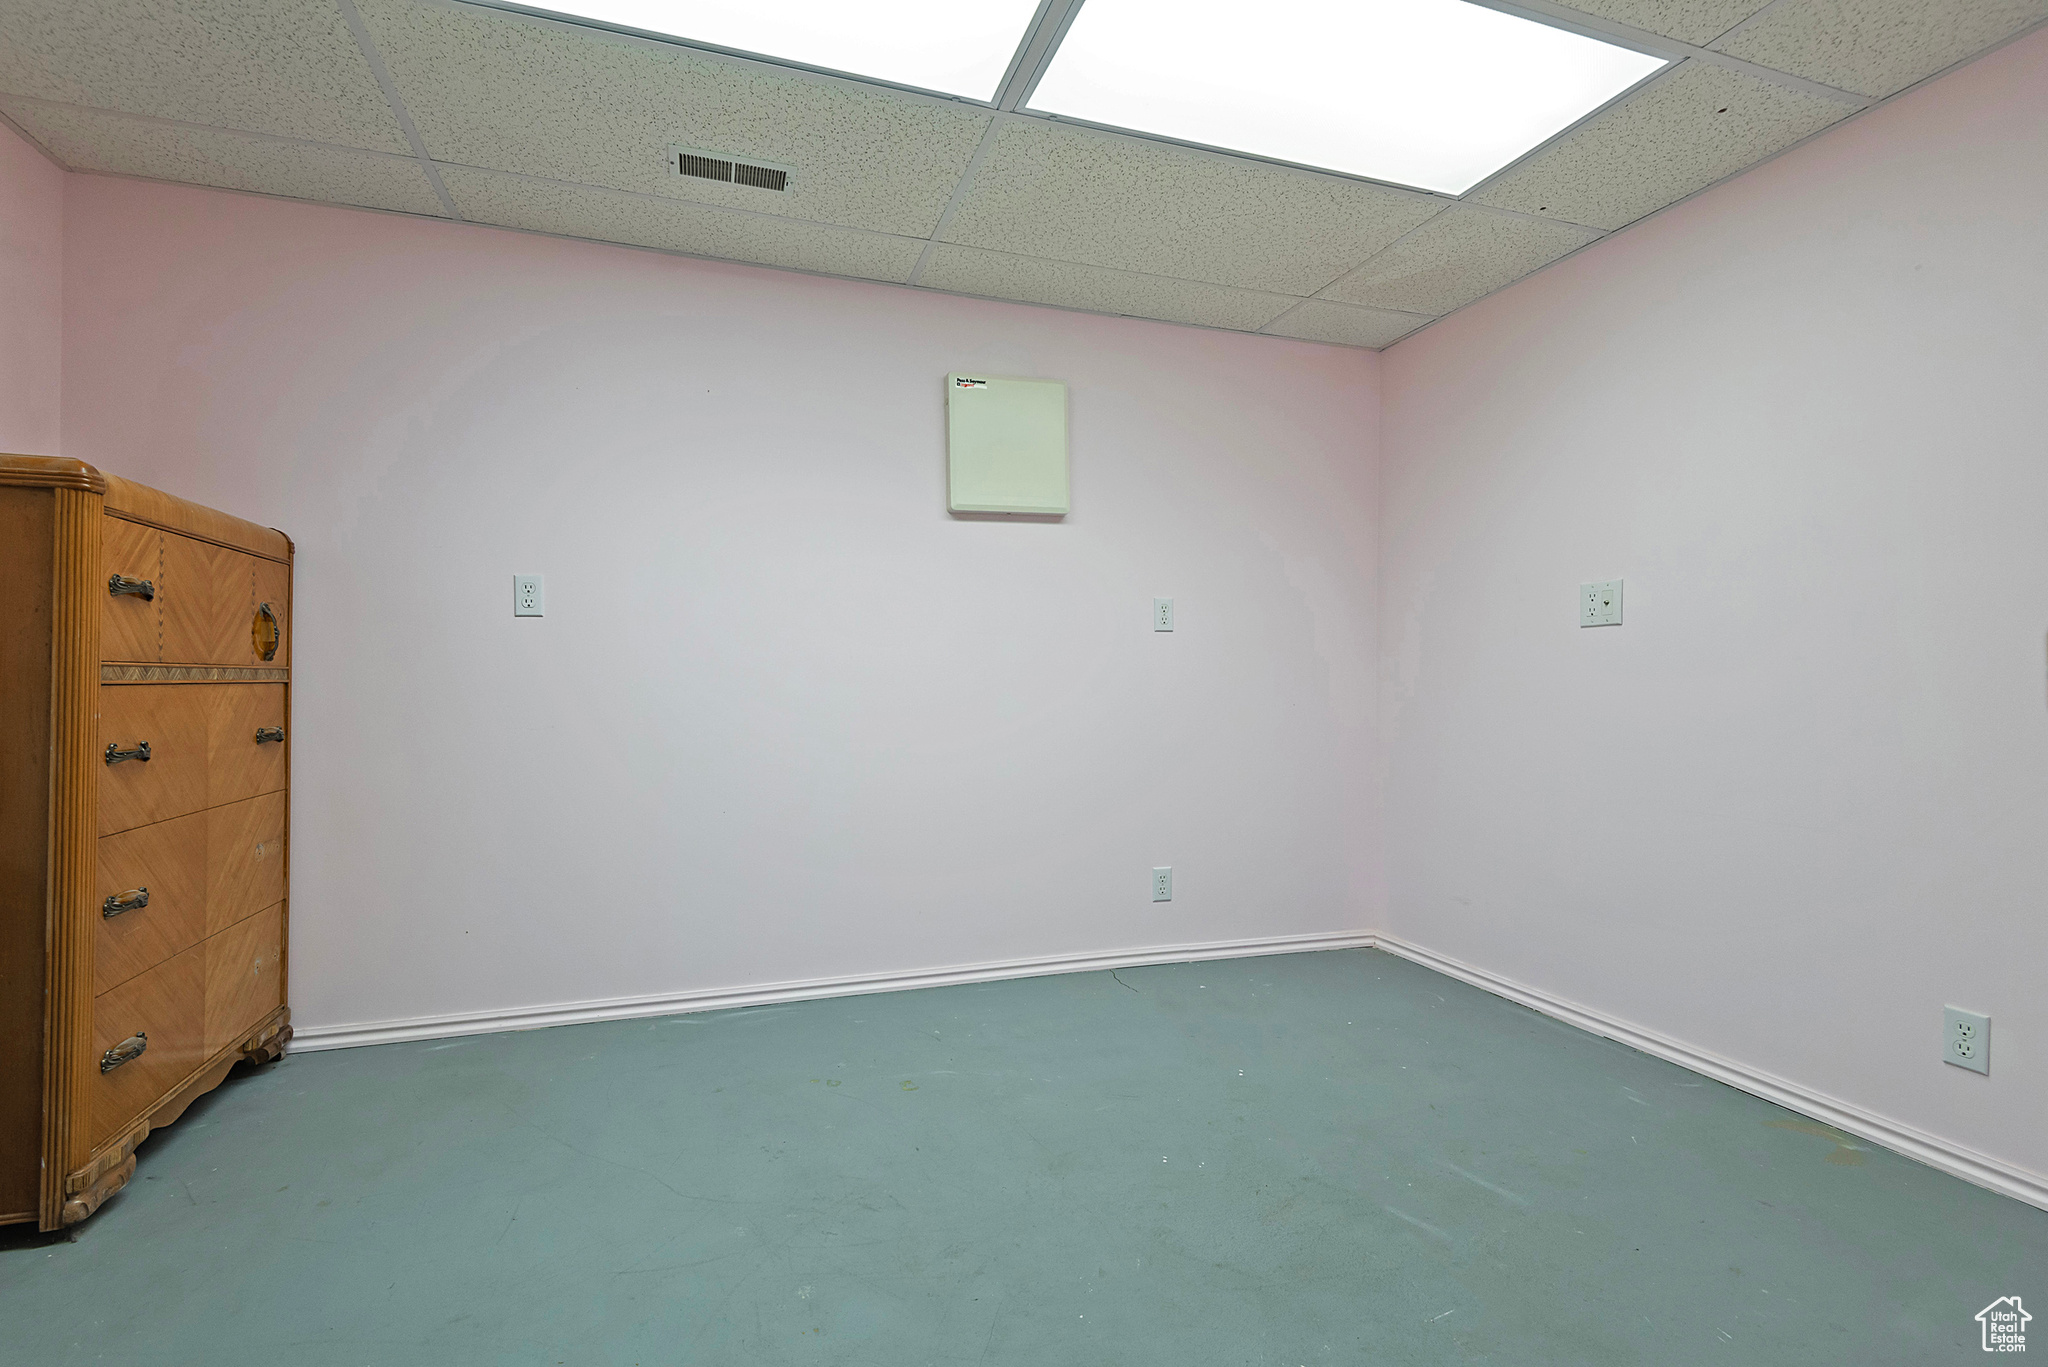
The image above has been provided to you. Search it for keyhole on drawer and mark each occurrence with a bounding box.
[253,842,266,860]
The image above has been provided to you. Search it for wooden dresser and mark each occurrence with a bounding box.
[1,456,292,1230]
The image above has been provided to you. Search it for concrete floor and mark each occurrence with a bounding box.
[3,948,2039,1365]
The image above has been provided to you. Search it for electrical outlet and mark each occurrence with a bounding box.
[1154,597,1174,632]
[1945,1006,1990,1075]
[1152,867,1172,902]
[514,574,544,617]
[1580,580,1622,627]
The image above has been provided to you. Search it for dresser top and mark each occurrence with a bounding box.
[1,455,290,563]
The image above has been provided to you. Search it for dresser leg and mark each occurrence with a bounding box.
[240,1008,292,1066]
[60,1154,136,1226]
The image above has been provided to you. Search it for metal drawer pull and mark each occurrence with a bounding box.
[102,888,150,918]
[100,1034,147,1073]
[104,741,151,765]
[255,727,286,744]
[108,574,156,601]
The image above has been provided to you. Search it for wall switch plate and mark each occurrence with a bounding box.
[1580,579,1622,627]
[514,574,544,617]
[1152,867,1172,902]
[1945,1006,1990,1074]
[1154,597,1174,632]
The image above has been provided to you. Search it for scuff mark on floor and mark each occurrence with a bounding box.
[1767,1118,1867,1166]
[1384,1206,1453,1243]
[1441,1159,1529,1208]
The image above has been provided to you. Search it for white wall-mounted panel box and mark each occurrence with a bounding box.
[947,374,1069,515]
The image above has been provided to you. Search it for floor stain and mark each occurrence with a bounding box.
[1767,1119,1867,1166]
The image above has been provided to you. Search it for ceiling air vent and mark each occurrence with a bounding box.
[670,145,792,192]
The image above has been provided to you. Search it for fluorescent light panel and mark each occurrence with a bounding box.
[1027,0,1668,195]
[483,0,1043,100]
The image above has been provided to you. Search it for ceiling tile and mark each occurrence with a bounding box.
[1322,208,1602,317]
[0,0,409,155]
[1713,0,2048,99]
[1260,301,1432,350]
[1468,60,1854,230]
[0,98,445,215]
[353,0,989,238]
[1549,1,1770,46]
[915,244,1297,332]
[938,118,1442,297]
[438,164,924,283]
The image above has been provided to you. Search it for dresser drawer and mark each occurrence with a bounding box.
[206,686,287,807]
[206,792,286,936]
[101,516,162,663]
[92,944,205,1146]
[98,686,208,836]
[95,812,207,996]
[204,904,284,1056]
[96,685,288,835]
[93,793,285,995]
[159,533,288,667]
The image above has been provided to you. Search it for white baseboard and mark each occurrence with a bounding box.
[288,925,2046,1213]
[1372,932,2048,1214]
[288,929,1376,1053]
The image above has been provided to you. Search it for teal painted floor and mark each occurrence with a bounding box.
[2,948,2039,1365]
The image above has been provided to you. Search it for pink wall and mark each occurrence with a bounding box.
[1382,29,2048,1184]
[0,117,61,452]
[59,178,1385,1037]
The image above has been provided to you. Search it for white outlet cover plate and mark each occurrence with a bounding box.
[1580,579,1622,626]
[514,574,544,617]
[1944,1005,1990,1074]
[1154,597,1174,631]
[1152,867,1172,902]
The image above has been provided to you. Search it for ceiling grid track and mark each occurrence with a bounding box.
[0,94,442,170]
[994,0,1090,112]
[335,0,464,219]
[1705,0,1803,49]
[1454,199,1605,230]
[1297,207,1462,305]
[464,159,925,242]
[1312,208,1500,302]
[0,103,65,170]
[1252,293,1431,345]
[916,241,1329,319]
[906,116,1003,286]
[910,0,1086,286]
[1683,49,1872,107]
[1250,298,1321,339]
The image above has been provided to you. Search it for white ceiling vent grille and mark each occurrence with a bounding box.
[669,145,792,192]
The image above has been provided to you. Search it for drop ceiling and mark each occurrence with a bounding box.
[2,0,2042,349]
